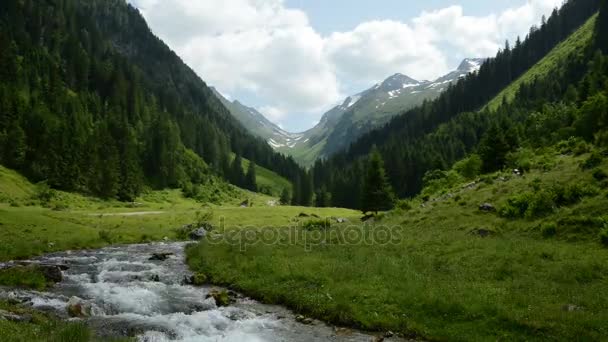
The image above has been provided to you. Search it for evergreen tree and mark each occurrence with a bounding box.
[230,154,245,188]
[478,124,512,173]
[280,188,291,205]
[597,0,608,53]
[245,161,257,192]
[361,148,395,214]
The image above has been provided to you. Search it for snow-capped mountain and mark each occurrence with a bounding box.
[213,58,486,166]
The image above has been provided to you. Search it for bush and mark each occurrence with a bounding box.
[553,182,598,206]
[541,222,557,237]
[525,189,556,218]
[35,181,56,204]
[557,137,590,155]
[195,210,214,228]
[303,218,331,230]
[500,190,555,219]
[396,200,413,211]
[98,230,113,244]
[580,152,602,170]
[192,272,208,285]
[600,228,608,247]
[592,168,607,181]
[453,154,482,179]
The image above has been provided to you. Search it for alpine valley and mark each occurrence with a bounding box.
[215,58,486,166]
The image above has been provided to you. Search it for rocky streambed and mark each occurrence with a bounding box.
[0,242,402,341]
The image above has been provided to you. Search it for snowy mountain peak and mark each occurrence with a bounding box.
[457,58,486,73]
[379,73,420,91]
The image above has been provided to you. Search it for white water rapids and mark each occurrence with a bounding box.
[0,243,400,341]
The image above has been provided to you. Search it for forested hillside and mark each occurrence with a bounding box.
[312,0,605,209]
[0,0,311,203]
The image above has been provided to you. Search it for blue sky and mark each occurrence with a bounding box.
[286,0,519,34]
[133,0,562,132]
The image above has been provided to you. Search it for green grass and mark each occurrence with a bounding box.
[240,157,292,196]
[186,150,608,341]
[0,164,358,262]
[0,266,50,290]
[0,301,127,342]
[486,14,597,111]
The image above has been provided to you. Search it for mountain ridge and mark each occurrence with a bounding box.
[215,58,486,166]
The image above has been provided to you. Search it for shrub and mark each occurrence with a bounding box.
[396,200,413,211]
[500,189,556,219]
[541,222,557,237]
[453,154,482,179]
[553,182,598,206]
[600,228,608,247]
[195,210,214,228]
[557,137,590,155]
[35,181,56,204]
[580,152,602,170]
[192,272,208,285]
[303,218,331,230]
[98,230,113,244]
[525,189,556,218]
[592,168,607,181]
[506,148,533,172]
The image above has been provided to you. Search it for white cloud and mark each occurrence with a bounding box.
[132,0,562,131]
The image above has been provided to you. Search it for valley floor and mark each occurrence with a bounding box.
[186,150,608,341]
[1,150,608,341]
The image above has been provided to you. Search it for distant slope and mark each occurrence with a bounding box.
[241,157,293,196]
[211,88,294,142]
[310,0,602,207]
[486,14,597,111]
[217,59,485,166]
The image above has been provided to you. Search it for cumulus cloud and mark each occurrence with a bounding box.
[132,0,563,130]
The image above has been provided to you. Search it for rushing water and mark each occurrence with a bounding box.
[0,243,399,341]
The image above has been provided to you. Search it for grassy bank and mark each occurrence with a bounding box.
[0,164,358,262]
[186,149,608,341]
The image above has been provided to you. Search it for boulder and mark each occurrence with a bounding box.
[335,218,348,223]
[205,289,233,307]
[295,315,313,324]
[361,214,375,222]
[39,265,63,283]
[562,304,583,312]
[148,252,173,261]
[189,228,207,240]
[478,203,496,212]
[67,296,93,317]
[0,309,32,323]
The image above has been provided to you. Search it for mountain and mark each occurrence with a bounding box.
[216,59,485,166]
[310,0,603,209]
[0,0,312,204]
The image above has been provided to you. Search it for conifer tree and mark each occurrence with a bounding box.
[597,0,608,53]
[245,161,257,192]
[361,148,395,214]
[280,188,291,205]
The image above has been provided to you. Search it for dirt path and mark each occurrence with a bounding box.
[87,211,165,217]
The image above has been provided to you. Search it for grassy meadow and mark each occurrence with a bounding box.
[187,148,608,341]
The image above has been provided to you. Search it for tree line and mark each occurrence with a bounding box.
[0,0,313,204]
[310,0,606,210]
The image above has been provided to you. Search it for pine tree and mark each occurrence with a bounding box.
[597,0,608,53]
[245,161,257,192]
[361,148,395,214]
[280,188,291,205]
[230,154,245,187]
[478,124,511,173]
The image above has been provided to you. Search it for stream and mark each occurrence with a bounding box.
[0,242,400,341]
